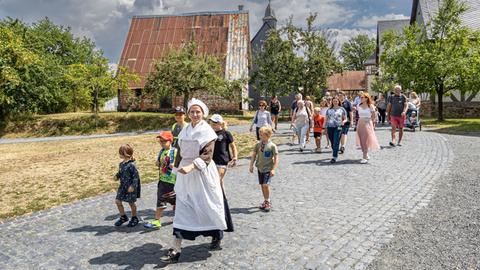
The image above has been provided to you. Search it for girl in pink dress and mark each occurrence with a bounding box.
[356,93,380,164]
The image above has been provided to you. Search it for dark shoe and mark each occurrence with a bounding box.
[339,146,345,154]
[127,216,139,227]
[397,143,402,147]
[299,148,303,152]
[330,158,336,164]
[161,249,181,263]
[210,238,222,250]
[389,142,396,147]
[114,215,128,226]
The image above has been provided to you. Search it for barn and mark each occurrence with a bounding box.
[117,8,250,112]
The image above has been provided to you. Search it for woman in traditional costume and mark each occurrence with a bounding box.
[161,98,233,263]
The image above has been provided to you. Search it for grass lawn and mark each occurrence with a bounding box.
[1,111,251,138]
[422,118,480,134]
[0,131,286,220]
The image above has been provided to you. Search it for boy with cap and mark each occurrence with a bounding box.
[144,131,177,229]
[171,106,188,148]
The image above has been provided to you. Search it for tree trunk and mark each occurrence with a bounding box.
[437,83,444,122]
[183,93,190,110]
[94,89,99,115]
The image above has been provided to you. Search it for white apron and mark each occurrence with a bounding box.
[173,120,227,231]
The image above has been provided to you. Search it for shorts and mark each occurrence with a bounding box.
[271,112,279,116]
[390,116,405,128]
[341,123,350,135]
[216,164,228,170]
[313,131,323,138]
[258,171,272,185]
[157,181,175,208]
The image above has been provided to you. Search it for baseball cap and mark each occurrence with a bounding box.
[174,106,185,114]
[209,114,223,123]
[156,131,174,142]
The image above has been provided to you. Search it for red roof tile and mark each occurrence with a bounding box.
[118,12,250,89]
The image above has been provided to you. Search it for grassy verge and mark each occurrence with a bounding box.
[422,118,480,134]
[1,112,251,138]
[0,131,286,220]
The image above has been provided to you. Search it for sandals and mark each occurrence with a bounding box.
[114,215,128,226]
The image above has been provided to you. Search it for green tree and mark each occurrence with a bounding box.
[340,34,375,71]
[250,28,299,97]
[381,0,480,121]
[144,42,243,108]
[296,14,341,98]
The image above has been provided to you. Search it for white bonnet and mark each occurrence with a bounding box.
[187,98,209,117]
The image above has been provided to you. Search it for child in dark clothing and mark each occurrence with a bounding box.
[209,114,238,192]
[114,144,141,227]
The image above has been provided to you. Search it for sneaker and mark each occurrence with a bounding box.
[114,215,128,227]
[330,158,337,164]
[339,146,345,154]
[389,142,396,147]
[144,219,161,229]
[161,249,181,263]
[263,201,272,212]
[127,216,139,227]
[210,238,222,250]
[360,159,368,164]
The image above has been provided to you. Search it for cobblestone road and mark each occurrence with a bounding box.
[0,124,455,269]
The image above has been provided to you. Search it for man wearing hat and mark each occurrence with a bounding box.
[171,106,188,148]
[144,130,178,229]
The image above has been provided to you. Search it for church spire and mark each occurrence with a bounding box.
[263,0,277,25]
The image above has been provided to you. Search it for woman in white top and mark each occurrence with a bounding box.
[291,100,313,152]
[355,93,380,164]
[250,100,273,140]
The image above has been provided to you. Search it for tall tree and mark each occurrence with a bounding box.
[296,14,341,98]
[381,0,480,121]
[250,28,300,97]
[144,42,244,108]
[340,34,375,71]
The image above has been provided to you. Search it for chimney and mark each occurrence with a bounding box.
[238,5,244,11]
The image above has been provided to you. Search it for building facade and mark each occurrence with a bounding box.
[117,9,250,112]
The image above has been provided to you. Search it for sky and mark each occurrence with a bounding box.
[0,0,412,65]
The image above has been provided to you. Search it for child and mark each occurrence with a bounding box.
[171,106,188,148]
[144,131,177,229]
[209,114,238,192]
[249,126,279,212]
[114,144,141,227]
[313,107,325,152]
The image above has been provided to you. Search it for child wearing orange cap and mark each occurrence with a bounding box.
[144,130,177,229]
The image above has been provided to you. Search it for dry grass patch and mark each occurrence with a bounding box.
[0,132,263,220]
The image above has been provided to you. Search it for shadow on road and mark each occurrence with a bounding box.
[292,158,364,166]
[89,243,212,269]
[104,209,174,221]
[230,207,261,215]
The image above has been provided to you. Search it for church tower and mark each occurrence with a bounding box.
[249,1,278,107]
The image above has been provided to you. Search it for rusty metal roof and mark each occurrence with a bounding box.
[327,71,367,91]
[118,11,250,89]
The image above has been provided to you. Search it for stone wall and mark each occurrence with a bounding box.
[421,101,480,118]
[118,89,242,113]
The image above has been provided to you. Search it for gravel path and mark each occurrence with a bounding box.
[368,133,480,270]
[0,125,473,269]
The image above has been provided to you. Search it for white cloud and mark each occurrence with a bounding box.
[0,0,357,62]
[355,13,409,28]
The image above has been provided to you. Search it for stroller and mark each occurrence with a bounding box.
[405,105,422,132]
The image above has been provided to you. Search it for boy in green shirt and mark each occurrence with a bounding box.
[249,126,279,212]
[144,131,177,229]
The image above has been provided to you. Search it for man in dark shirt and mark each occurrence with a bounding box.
[387,85,408,146]
[338,91,353,154]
